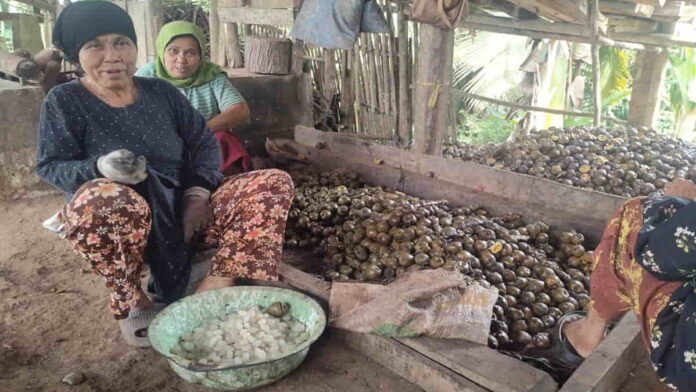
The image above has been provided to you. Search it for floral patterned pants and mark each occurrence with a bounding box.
[61,169,294,319]
[590,198,681,347]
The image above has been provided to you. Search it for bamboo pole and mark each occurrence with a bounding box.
[590,0,601,126]
[450,89,628,124]
[397,4,410,146]
[209,0,220,64]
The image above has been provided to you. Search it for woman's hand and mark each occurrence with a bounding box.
[97,149,148,184]
[665,179,696,199]
[183,195,214,243]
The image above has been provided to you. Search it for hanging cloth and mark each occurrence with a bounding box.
[290,0,390,50]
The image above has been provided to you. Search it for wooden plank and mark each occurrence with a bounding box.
[285,127,626,241]
[608,16,658,34]
[559,313,643,392]
[334,330,490,392]
[461,15,588,45]
[220,0,295,8]
[599,1,654,17]
[622,0,666,7]
[512,0,587,23]
[653,1,696,23]
[399,337,557,392]
[218,7,295,25]
[278,263,330,302]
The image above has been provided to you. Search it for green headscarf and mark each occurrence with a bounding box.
[155,21,224,88]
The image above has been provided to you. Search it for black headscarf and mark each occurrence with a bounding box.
[53,1,137,63]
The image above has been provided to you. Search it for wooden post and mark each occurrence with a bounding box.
[224,23,244,68]
[209,0,221,64]
[397,2,411,147]
[626,24,674,128]
[323,49,337,103]
[412,24,454,156]
[590,0,601,126]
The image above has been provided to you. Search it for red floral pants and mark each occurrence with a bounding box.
[61,169,294,319]
[590,198,681,347]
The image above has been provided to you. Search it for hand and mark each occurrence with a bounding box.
[97,149,148,185]
[183,196,214,243]
[664,179,696,199]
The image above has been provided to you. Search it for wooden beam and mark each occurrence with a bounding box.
[622,0,666,7]
[412,24,453,156]
[652,1,696,22]
[460,12,696,48]
[219,0,295,7]
[218,7,295,25]
[510,0,587,23]
[462,14,588,36]
[12,0,55,12]
[599,1,654,17]
[608,16,659,34]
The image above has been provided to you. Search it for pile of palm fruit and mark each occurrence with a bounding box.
[284,169,593,351]
[443,126,696,197]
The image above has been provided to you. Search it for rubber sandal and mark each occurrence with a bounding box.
[522,310,587,370]
[118,303,166,347]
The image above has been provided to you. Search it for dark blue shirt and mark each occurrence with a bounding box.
[37,77,223,303]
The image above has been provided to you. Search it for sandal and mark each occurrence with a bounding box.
[522,310,587,370]
[118,302,166,347]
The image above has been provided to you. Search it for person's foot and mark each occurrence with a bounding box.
[562,317,606,358]
[195,275,235,294]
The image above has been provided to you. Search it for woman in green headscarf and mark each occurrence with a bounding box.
[136,21,252,174]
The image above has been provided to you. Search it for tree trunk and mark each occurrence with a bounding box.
[244,36,292,75]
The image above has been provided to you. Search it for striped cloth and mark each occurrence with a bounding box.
[135,62,245,121]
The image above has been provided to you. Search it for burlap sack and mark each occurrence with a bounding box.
[329,269,497,344]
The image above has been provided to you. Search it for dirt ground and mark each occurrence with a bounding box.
[0,196,671,392]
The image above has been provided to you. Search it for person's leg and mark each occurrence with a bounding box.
[563,198,680,357]
[197,169,294,293]
[62,179,152,319]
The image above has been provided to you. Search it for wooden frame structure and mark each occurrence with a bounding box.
[263,126,642,392]
[399,0,696,154]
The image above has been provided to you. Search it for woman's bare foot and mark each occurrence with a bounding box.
[562,308,610,358]
[195,275,235,294]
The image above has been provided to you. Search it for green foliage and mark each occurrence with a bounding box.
[456,107,516,145]
[666,47,696,120]
[452,30,530,114]
[599,47,631,98]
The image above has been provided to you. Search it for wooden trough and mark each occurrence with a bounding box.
[266,126,643,392]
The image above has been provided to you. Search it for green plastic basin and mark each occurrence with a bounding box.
[148,286,327,390]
